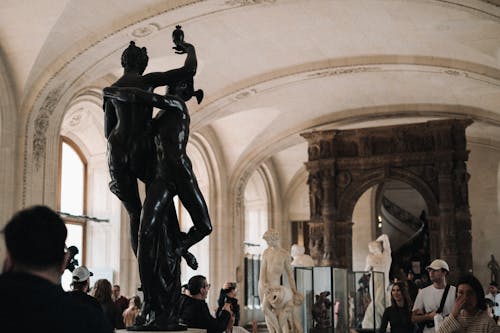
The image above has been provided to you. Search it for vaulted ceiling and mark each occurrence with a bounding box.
[1,0,499,197]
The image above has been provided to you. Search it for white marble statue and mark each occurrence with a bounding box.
[361,234,391,329]
[259,229,304,333]
[290,244,314,267]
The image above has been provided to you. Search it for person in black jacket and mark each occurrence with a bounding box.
[180,275,233,333]
[380,281,414,333]
[0,205,112,333]
[68,266,101,310]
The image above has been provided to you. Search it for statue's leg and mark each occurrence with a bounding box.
[165,200,198,270]
[108,159,142,255]
[175,172,212,255]
[137,179,173,320]
[262,297,279,333]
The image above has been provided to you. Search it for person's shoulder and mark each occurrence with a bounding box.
[66,301,113,333]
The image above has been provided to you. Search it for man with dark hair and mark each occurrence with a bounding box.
[0,205,112,333]
[68,265,101,310]
[180,275,232,333]
[112,284,129,313]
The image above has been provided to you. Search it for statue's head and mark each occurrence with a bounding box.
[263,228,280,246]
[368,240,383,254]
[121,41,149,74]
[291,244,305,257]
[166,80,191,101]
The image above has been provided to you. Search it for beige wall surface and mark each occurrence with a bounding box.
[468,142,500,287]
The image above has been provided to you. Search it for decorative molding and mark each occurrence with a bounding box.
[225,0,277,6]
[32,85,64,170]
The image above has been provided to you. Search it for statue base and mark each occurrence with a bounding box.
[118,329,204,333]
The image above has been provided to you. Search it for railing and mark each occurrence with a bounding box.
[381,197,422,231]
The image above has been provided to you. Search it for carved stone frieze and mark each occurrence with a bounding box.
[301,119,473,277]
[32,85,64,170]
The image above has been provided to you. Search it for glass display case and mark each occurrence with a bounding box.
[350,271,386,332]
[294,267,349,333]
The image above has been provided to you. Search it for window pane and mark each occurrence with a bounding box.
[60,142,84,215]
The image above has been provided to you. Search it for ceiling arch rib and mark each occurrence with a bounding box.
[191,56,500,129]
[227,104,497,205]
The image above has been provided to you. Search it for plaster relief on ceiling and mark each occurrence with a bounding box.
[63,108,89,129]
[131,23,160,38]
[225,0,276,6]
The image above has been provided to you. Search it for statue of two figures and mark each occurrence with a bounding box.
[103,26,210,330]
[259,230,304,333]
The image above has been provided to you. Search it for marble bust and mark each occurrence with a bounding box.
[290,244,314,267]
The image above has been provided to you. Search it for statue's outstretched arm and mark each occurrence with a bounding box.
[284,255,298,294]
[141,41,198,89]
[176,41,198,75]
[376,234,391,255]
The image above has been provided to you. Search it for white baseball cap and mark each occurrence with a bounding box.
[426,259,449,272]
[72,266,93,282]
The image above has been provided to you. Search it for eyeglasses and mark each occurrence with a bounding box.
[204,283,211,289]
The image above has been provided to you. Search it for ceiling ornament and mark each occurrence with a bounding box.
[225,0,276,6]
[307,66,380,78]
[131,23,160,38]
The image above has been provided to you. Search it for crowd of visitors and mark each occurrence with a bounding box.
[375,258,500,333]
[2,206,500,333]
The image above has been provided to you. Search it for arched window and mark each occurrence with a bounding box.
[244,170,269,255]
[58,136,87,290]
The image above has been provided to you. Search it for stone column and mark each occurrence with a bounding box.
[321,167,336,266]
[437,159,460,281]
[334,220,353,269]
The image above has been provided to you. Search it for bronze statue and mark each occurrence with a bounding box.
[312,291,332,329]
[488,254,499,285]
[103,26,210,331]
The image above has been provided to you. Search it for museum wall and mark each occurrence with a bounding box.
[352,188,375,271]
[468,141,500,287]
[287,181,309,222]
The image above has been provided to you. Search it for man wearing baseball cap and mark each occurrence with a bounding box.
[69,266,101,310]
[412,259,456,333]
[0,205,112,332]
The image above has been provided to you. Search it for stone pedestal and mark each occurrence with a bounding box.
[116,329,205,333]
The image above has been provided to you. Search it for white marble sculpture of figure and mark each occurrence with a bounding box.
[259,229,304,333]
[290,244,315,267]
[361,234,391,329]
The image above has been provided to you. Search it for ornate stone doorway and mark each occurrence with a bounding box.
[301,119,472,281]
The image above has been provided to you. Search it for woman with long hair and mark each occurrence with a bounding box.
[379,281,414,333]
[93,279,124,329]
[123,296,141,327]
[437,274,500,332]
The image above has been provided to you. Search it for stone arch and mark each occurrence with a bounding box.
[302,119,472,280]
[0,47,18,228]
[338,168,439,220]
[188,130,228,291]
